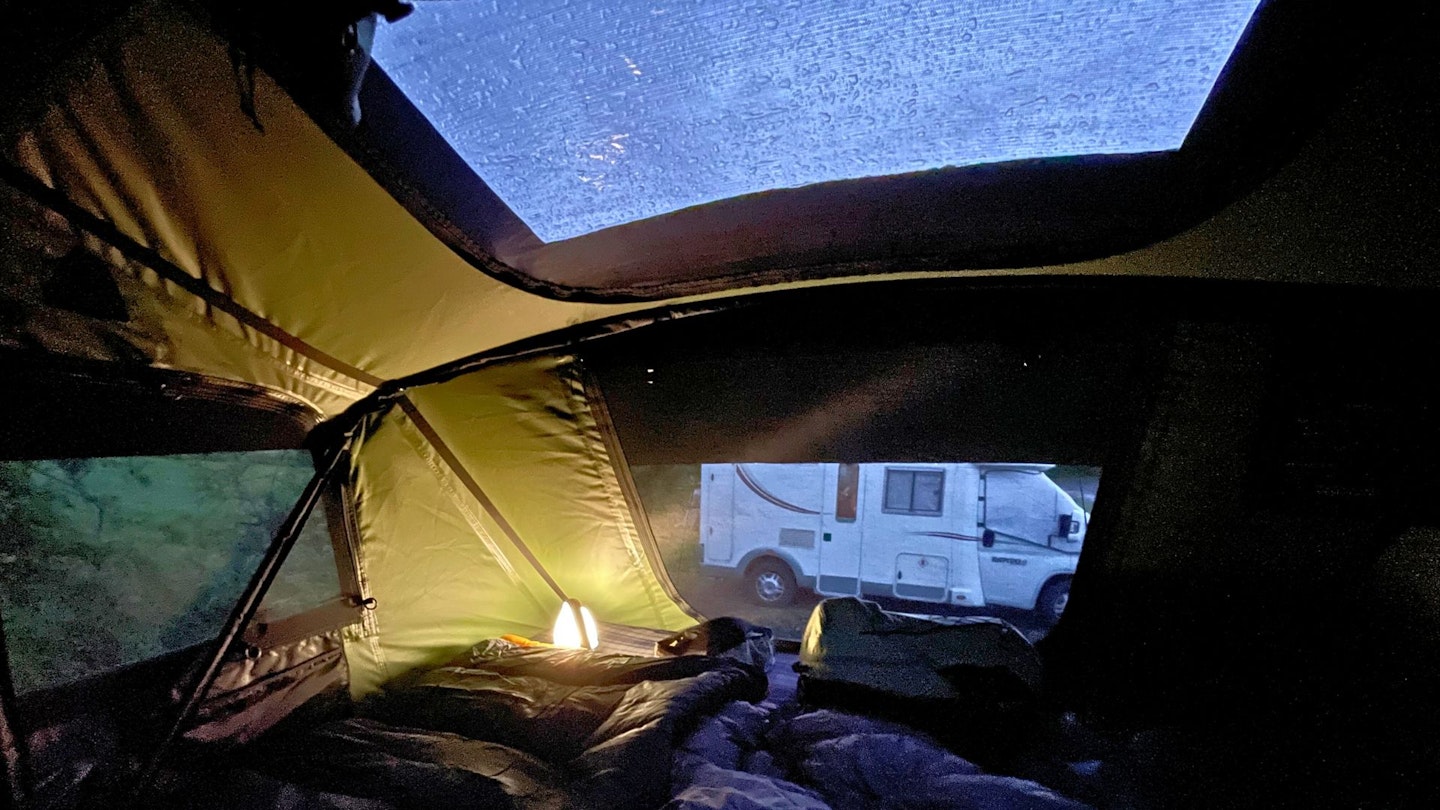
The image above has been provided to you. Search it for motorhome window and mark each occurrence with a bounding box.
[0,450,338,694]
[630,462,1099,643]
[883,469,945,516]
[836,463,860,521]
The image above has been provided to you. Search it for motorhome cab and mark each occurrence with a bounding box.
[700,463,1088,620]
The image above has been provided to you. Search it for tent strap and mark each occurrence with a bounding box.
[397,395,567,601]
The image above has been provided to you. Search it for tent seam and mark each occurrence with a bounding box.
[347,413,389,684]
[562,360,680,629]
[396,396,568,602]
[0,160,386,388]
[390,407,545,612]
[115,250,372,407]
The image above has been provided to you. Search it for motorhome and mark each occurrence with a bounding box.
[700,463,1089,621]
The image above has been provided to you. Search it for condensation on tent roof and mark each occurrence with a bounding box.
[372,0,1263,244]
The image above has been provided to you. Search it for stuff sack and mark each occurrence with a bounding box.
[657,617,775,672]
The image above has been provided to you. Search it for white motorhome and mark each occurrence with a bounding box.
[699,463,1090,622]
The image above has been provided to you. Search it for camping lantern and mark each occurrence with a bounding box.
[553,599,599,650]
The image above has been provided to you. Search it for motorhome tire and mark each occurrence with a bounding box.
[747,559,797,606]
[1037,577,1071,624]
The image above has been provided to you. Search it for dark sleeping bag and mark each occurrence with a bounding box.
[236,639,767,810]
[238,717,578,810]
[795,597,1044,766]
[664,706,1094,809]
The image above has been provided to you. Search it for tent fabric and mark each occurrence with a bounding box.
[1,165,373,419]
[345,356,694,695]
[344,402,556,696]
[7,0,646,400]
[405,358,693,628]
[94,234,375,417]
[4,0,1435,405]
[0,177,367,417]
[7,2,703,699]
[7,0,1432,411]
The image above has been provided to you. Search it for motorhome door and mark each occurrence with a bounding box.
[817,463,863,595]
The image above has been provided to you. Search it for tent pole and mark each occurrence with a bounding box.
[0,162,384,388]
[391,302,732,392]
[397,396,568,601]
[125,410,375,804]
[0,602,32,810]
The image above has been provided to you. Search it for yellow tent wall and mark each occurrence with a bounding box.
[3,0,699,696]
[345,356,693,695]
[8,1,650,416]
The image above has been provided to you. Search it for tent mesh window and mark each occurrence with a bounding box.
[0,450,338,694]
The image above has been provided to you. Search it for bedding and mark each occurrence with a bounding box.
[237,717,579,809]
[798,598,1044,699]
[796,598,1046,766]
[668,707,1094,810]
[168,636,1093,809]
[193,639,767,810]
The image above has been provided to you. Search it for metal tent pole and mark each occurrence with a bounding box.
[125,411,375,804]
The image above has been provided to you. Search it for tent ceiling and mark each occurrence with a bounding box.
[336,0,1400,296]
[2,0,1432,404]
[372,0,1262,243]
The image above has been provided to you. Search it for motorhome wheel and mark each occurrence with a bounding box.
[1037,577,1071,624]
[747,559,797,606]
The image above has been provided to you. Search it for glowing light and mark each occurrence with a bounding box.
[373,0,1262,242]
[553,599,599,650]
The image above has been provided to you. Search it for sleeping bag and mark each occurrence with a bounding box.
[795,597,1044,764]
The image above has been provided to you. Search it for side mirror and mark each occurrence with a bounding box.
[1057,514,1074,537]
[981,529,995,548]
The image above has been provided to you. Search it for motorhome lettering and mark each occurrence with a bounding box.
[699,463,1089,622]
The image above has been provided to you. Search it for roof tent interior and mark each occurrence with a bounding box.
[3,0,1440,807]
